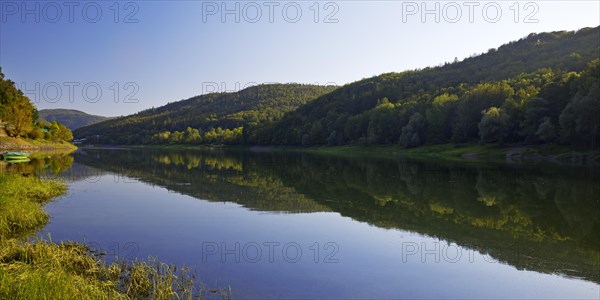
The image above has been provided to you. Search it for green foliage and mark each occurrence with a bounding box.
[151,126,243,145]
[425,93,459,144]
[478,107,510,144]
[558,60,600,148]
[75,84,337,145]
[73,27,599,150]
[0,69,73,142]
[0,174,66,239]
[0,239,225,300]
[452,83,514,143]
[536,117,557,143]
[258,28,599,149]
[0,69,35,137]
[399,112,425,147]
[31,121,74,142]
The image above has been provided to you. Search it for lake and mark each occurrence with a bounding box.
[20,148,600,298]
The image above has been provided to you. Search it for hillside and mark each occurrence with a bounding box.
[75,26,599,149]
[254,27,599,148]
[74,84,337,144]
[39,109,111,130]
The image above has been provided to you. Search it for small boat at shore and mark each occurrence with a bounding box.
[1,152,30,163]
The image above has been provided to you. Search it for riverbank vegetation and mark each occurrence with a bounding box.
[0,136,77,151]
[0,173,226,299]
[0,174,65,239]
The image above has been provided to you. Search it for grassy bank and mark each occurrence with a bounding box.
[0,173,221,299]
[0,137,77,151]
[0,174,66,239]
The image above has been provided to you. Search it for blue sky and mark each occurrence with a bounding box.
[1,1,598,116]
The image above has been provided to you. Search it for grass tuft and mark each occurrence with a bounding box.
[0,174,66,240]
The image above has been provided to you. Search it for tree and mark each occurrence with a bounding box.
[520,97,550,142]
[536,117,556,143]
[453,83,514,143]
[56,123,74,142]
[559,85,600,148]
[4,96,34,137]
[426,93,458,144]
[184,127,201,144]
[0,70,35,137]
[478,107,510,144]
[399,112,425,148]
[326,131,337,146]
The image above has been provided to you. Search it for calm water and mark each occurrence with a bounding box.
[17,148,600,298]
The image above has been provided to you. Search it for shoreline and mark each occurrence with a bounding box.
[78,143,600,166]
[0,137,77,152]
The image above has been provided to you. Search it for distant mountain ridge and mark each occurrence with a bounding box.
[39,109,111,130]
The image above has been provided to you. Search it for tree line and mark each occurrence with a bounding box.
[149,126,243,145]
[253,62,598,149]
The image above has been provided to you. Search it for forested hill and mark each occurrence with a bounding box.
[74,84,337,144]
[253,27,599,148]
[39,109,110,130]
[76,26,599,148]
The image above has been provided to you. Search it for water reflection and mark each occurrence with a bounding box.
[0,151,74,176]
[67,148,599,284]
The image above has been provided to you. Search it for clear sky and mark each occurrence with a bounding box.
[1,1,598,117]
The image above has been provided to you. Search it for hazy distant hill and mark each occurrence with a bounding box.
[39,109,111,130]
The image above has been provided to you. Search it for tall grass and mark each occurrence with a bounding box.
[0,173,231,299]
[0,239,231,299]
[0,173,66,240]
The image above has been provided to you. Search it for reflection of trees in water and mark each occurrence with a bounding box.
[154,153,243,172]
[73,149,599,284]
[75,149,329,213]
[267,154,600,283]
[0,153,74,176]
